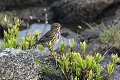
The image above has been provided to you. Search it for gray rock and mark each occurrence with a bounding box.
[0,0,42,10]
[0,48,61,80]
[0,49,41,80]
[78,28,99,42]
[51,0,119,23]
[0,0,120,23]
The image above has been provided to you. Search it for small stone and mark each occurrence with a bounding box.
[116,58,120,65]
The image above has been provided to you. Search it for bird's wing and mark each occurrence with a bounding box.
[38,31,52,43]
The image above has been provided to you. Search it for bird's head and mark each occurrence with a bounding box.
[51,23,62,30]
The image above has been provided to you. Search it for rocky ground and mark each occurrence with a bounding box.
[0,48,40,79]
[0,48,62,80]
[0,36,120,80]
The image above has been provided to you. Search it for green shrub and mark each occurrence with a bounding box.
[1,17,20,48]
[1,15,40,50]
[34,39,119,80]
[3,15,11,27]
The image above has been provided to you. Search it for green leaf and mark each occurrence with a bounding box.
[59,41,66,53]
[82,60,86,69]
[111,54,119,64]
[87,70,93,80]
[94,53,102,63]
[107,62,114,74]
[91,59,96,69]
[57,58,65,70]
[38,44,45,51]
[34,57,53,74]
[95,64,102,74]
[34,29,40,36]
[69,39,74,48]
[76,65,81,76]
[85,55,93,68]
[80,41,87,51]
[95,73,103,80]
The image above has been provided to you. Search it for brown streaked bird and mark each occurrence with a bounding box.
[33,23,62,47]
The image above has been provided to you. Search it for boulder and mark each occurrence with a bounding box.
[51,0,120,23]
[0,48,60,80]
[0,48,40,79]
[0,0,120,23]
[0,0,44,10]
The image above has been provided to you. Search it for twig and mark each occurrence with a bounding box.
[82,21,95,30]
[40,9,48,37]
[100,44,115,62]
[100,44,115,73]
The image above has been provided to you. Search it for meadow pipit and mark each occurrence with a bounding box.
[33,23,62,47]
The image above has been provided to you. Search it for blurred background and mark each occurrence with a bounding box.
[0,0,119,48]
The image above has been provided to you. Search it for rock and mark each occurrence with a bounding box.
[78,28,98,42]
[116,58,120,65]
[51,0,119,23]
[0,48,39,79]
[108,47,120,57]
[0,0,120,23]
[94,2,120,24]
[0,48,61,80]
[0,0,43,10]
[61,27,79,42]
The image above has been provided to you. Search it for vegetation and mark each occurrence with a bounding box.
[34,40,118,80]
[98,21,120,49]
[1,17,20,48]
[0,15,41,49]
[0,16,119,80]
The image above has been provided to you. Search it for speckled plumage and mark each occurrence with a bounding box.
[34,23,62,47]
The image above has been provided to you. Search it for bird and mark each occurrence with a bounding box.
[32,23,62,47]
